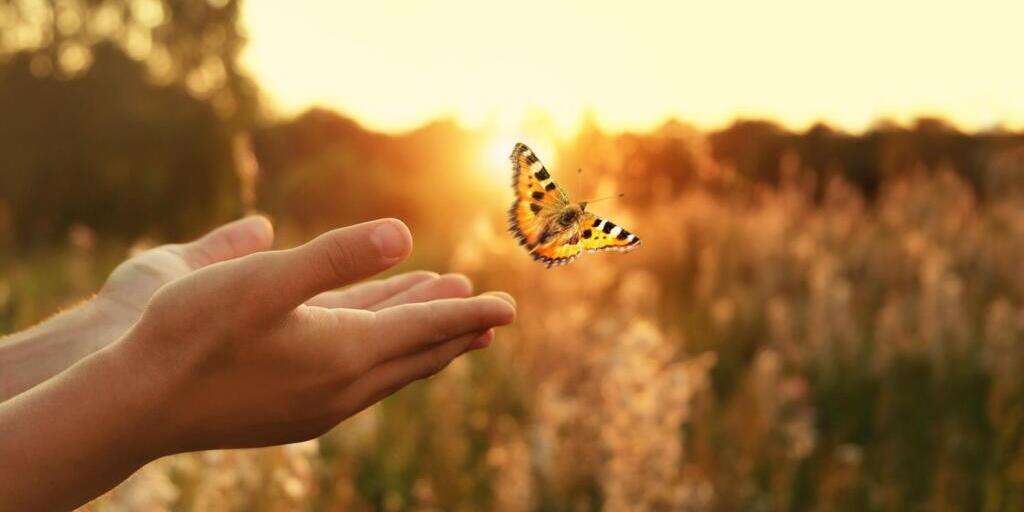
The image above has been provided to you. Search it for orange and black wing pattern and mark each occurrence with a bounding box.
[530,226,585,267]
[507,143,640,268]
[507,143,568,249]
[577,212,641,253]
[525,212,641,267]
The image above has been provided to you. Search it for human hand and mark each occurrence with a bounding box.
[0,217,511,511]
[0,216,475,403]
[110,218,515,454]
[97,215,476,342]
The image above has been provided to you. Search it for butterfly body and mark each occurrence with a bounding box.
[507,143,640,267]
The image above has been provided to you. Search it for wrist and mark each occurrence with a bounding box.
[0,298,119,401]
[0,332,166,509]
[98,324,183,459]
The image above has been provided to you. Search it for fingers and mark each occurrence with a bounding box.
[367,273,473,310]
[180,216,274,269]
[307,271,438,309]
[258,219,413,313]
[466,328,495,351]
[365,292,515,363]
[308,272,472,311]
[334,329,491,416]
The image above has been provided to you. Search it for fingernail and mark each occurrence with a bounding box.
[247,215,274,242]
[371,221,409,261]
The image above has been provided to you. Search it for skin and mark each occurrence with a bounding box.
[0,216,515,511]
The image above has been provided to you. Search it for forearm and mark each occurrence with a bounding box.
[0,339,162,511]
[0,300,121,402]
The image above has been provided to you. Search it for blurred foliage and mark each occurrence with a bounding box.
[0,0,256,122]
[709,117,1024,201]
[10,115,1024,511]
[251,110,486,256]
[0,0,256,247]
[4,2,1024,511]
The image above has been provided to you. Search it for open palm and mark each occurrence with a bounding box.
[95,216,473,339]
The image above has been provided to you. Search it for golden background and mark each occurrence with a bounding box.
[2,1,1024,510]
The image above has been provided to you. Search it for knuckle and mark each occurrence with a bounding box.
[424,303,451,342]
[233,255,274,314]
[345,309,376,342]
[138,280,213,341]
[246,250,278,270]
[325,235,358,282]
[146,270,240,333]
[183,240,217,267]
[332,311,377,375]
[216,229,244,256]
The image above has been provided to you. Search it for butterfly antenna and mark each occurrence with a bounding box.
[577,168,583,198]
[583,193,625,205]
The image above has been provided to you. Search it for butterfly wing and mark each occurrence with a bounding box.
[578,211,641,253]
[507,143,570,248]
[528,212,641,267]
[531,224,584,267]
[507,143,640,267]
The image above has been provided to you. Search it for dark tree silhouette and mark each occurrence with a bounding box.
[0,0,256,248]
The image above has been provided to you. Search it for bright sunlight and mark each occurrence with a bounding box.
[241,0,1024,135]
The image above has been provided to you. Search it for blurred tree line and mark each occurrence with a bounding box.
[710,118,1024,201]
[0,0,256,248]
[3,0,1024,253]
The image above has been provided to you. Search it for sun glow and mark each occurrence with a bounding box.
[480,134,558,190]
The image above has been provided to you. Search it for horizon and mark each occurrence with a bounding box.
[276,105,1022,138]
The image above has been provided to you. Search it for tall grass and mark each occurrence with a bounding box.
[5,143,1024,511]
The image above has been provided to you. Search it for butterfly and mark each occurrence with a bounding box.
[507,143,640,268]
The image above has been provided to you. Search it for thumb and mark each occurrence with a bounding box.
[180,215,275,269]
[257,218,412,313]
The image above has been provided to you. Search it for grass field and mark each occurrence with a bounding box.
[5,136,1024,511]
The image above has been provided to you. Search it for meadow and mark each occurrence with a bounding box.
[5,1,1024,509]
[4,121,1024,511]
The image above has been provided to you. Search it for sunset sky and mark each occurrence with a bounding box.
[241,0,1024,135]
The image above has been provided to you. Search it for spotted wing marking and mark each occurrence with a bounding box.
[507,143,640,267]
[507,143,568,249]
[579,213,641,253]
[530,227,584,268]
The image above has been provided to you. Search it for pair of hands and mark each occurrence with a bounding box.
[92,216,515,454]
[0,216,515,509]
